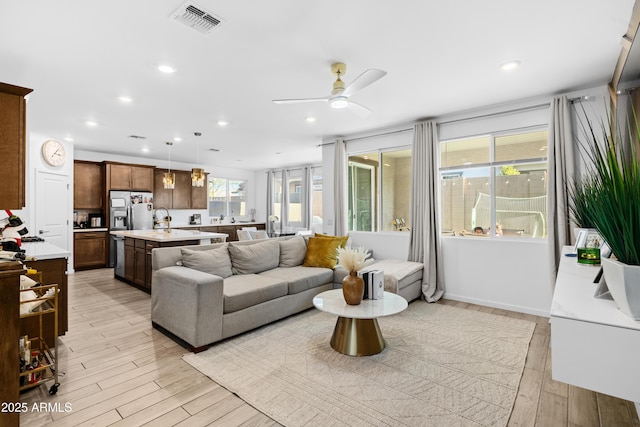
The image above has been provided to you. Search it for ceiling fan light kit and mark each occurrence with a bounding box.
[272,62,386,116]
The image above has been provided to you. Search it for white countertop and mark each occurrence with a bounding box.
[110,229,228,242]
[168,221,265,228]
[74,228,108,233]
[21,241,70,260]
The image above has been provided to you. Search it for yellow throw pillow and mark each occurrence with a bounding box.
[303,236,343,268]
[313,233,348,248]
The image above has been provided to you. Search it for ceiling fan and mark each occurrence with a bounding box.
[272,62,387,117]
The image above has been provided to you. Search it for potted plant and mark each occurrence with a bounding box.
[336,246,373,305]
[572,112,640,319]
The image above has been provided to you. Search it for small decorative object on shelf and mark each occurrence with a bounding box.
[250,208,256,222]
[337,246,373,305]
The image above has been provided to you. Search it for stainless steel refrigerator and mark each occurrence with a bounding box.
[109,191,154,270]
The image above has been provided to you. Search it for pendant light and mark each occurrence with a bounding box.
[191,132,205,187]
[163,141,175,190]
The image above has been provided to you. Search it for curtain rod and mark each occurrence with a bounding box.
[438,102,550,126]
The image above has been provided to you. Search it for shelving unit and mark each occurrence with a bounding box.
[19,277,59,395]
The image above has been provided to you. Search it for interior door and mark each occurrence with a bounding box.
[349,163,375,231]
[35,170,70,250]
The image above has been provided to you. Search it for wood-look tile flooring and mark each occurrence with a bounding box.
[19,268,639,426]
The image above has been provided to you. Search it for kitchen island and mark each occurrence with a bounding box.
[20,241,70,343]
[110,229,228,292]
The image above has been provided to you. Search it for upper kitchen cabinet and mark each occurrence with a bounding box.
[153,169,208,209]
[74,161,104,209]
[105,162,154,192]
[0,82,33,210]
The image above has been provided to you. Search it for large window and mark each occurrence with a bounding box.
[348,148,412,232]
[208,177,247,219]
[268,166,322,232]
[440,130,548,237]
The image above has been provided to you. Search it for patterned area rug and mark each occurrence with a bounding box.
[183,302,535,427]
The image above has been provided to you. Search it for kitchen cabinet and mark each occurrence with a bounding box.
[0,262,23,427]
[154,169,208,209]
[21,257,69,344]
[197,223,266,242]
[0,82,33,210]
[73,231,108,270]
[105,162,154,191]
[74,161,104,209]
[119,236,198,292]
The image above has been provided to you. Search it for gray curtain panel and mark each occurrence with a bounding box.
[266,171,274,220]
[409,121,444,302]
[302,166,311,229]
[333,139,347,236]
[281,169,289,231]
[547,96,576,282]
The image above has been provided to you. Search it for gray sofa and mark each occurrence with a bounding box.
[151,235,424,352]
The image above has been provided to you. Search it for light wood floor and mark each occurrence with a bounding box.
[20,268,639,426]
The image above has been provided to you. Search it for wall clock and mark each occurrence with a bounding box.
[41,139,66,166]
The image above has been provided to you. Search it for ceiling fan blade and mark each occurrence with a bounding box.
[347,101,373,118]
[342,69,387,97]
[272,97,328,104]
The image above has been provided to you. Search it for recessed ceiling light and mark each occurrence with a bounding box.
[173,137,182,142]
[64,137,74,142]
[85,120,98,127]
[118,96,133,103]
[500,61,521,71]
[217,120,229,127]
[158,64,176,74]
[141,147,149,153]
[305,117,316,123]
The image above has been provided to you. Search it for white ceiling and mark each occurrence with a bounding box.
[1,1,635,171]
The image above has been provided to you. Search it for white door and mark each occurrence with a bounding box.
[35,170,70,250]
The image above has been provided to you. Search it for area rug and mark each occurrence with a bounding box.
[183,302,536,427]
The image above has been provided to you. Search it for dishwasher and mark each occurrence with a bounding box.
[114,236,125,278]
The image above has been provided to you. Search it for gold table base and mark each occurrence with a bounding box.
[329,316,385,356]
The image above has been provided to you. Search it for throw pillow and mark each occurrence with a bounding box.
[303,236,342,269]
[228,239,280,274]
[181,245,233,278]
[314,233,348,248]
[279,235,307,267]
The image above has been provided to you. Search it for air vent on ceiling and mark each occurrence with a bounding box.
[209,148,220,152]
[128,135,147,140]
[171,2,224,34]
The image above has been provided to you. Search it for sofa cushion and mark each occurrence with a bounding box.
[229,239,280,274]
[314,233,348,248]
[279,235,307,267]
[180,245,232,278]
[303,236,343,268]
[260,266,333,294]
[223,274,288,313]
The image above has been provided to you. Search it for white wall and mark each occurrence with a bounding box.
[17,133,75,271]
[320,85,612,316]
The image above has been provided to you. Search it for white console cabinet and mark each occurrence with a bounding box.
[550,248,640,406]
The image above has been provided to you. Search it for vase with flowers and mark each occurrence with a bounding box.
[336,246,373,305]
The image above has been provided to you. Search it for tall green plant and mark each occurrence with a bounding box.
[576,111,640,265]
[568,177,597,229]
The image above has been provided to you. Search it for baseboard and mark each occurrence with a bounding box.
[443,292,550,317]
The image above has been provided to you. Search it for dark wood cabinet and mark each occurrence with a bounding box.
[74,161,104,209]
[0,82,33,210]
[0,262,23,427]
[153,169,208,209]
[21,257,69,344]
[105,162,154,191]
[74,231,108,270]
[119,237,198,292]
[196,223,266,242]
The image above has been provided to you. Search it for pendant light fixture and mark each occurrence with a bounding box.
[191,132,205,187]
[163,141,175,189]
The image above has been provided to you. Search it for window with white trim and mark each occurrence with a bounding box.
[440,129,548,237]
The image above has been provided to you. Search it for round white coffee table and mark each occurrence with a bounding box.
[313,289,408,356]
